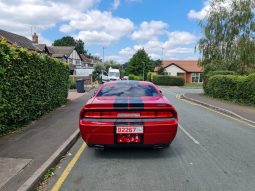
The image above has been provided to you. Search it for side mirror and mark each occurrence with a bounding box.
[159,90,163,95]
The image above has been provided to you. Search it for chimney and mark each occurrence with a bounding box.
[32,32,38,44]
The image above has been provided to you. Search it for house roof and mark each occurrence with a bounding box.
[48,46,75,58]
[80,54,94,64]
[34,44,46,52]
[154,60,203,73]
[34,44,54,54]
[0,29,36,50]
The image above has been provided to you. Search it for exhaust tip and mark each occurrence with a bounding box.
[94,145,105,150]
[153,144,164,149]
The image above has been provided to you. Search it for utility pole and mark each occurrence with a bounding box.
[143,61,145,81]
[161,47,164,60]
[102,46,105,63]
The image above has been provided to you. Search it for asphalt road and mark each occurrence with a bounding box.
[48,87,255,191]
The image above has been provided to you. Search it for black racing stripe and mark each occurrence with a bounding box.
[129,97,144,110]
[114,97,128,111]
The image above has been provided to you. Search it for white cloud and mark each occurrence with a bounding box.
[167,47,194,54]
[131,20,168,41]
[188,1,210,20]
[0,0,134,45]
[76,31,115,45]
[0,0,99,38]
[60,10,134,45]
[111,0,121,10]
[188,0,234,20]
[107,31,198,63]
[163,31,198,48]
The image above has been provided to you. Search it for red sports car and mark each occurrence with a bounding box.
[79,80,178,149]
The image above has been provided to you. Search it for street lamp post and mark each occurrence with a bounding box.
[143,61,145,81]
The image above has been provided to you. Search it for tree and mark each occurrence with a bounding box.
[197,0,255,74]
[53,36,87,55]
[104,60,120,72]
[127,48,152,80]
[92,62,105,82]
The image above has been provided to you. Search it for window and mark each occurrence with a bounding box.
[76,60,80,65]
[192,73,203,83]
[97,83,159,97]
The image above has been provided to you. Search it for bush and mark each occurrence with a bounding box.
[204,70,236,94]
[147,72,156,82]
[0,40,69,134]
[207,70,236,77]
[152,75,184,86]
[69,77,76,89]
[206,73,255,105]
[151,73,157,82]
[128,74,143,81]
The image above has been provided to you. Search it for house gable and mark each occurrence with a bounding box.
[165,64,186,76]
[69,49,81,61]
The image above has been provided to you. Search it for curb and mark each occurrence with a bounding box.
[181,94,255,126]
[17,129,80,191]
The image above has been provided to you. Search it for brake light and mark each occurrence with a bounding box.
[101,111,118,118]
[83,111,175,118]
[156,111,174,118]
[140,111,156,118]
[84,111,101,118]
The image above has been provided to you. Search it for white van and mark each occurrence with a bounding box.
[108,67,120,81]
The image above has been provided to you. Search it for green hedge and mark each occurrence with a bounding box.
[147,72,156,82]
[128,74,143,81]
[206,73,255,105]
[207,70,236,76]
[152,75,184,86]
[204,70,236,94]
[69,76,76,89]
[0,40,69,134]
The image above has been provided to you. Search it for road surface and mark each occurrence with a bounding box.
[47,87,255,191]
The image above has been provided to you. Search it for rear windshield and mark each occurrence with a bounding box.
[97,83,159,97]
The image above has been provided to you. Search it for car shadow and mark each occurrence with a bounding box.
[92,144,182,160]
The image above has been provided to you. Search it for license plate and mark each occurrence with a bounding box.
[116,126,143,134]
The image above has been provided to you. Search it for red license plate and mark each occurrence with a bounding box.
[116,126,143,134]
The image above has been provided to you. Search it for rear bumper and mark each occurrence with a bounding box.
[79,118,178,146]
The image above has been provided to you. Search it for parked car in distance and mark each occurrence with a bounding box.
[79,80,178,149]
[122,76,129,80]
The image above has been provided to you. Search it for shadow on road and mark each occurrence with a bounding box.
[91,146,181,160]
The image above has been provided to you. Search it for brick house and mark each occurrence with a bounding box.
[154,60,204,83]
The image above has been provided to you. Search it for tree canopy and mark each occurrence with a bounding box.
[53,36,87,55]
[104,60,120,72]
[126,48,152,79]
[197,0,255,74]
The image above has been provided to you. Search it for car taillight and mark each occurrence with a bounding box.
[83,110,175,119]
[140,111,156,118]
[101,111,118,118]
[84,111,101,118]
[156,111,174,118]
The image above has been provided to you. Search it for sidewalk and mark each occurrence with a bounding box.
[183,93,255,125]
[0,89,94,191]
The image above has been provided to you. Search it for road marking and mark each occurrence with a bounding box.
[176,95,255,129]
[179,124,200,145]
[51,143,86,191]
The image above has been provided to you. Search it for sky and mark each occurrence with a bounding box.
[0,0,211,63]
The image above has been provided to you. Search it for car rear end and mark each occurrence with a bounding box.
[79,81,178,148]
